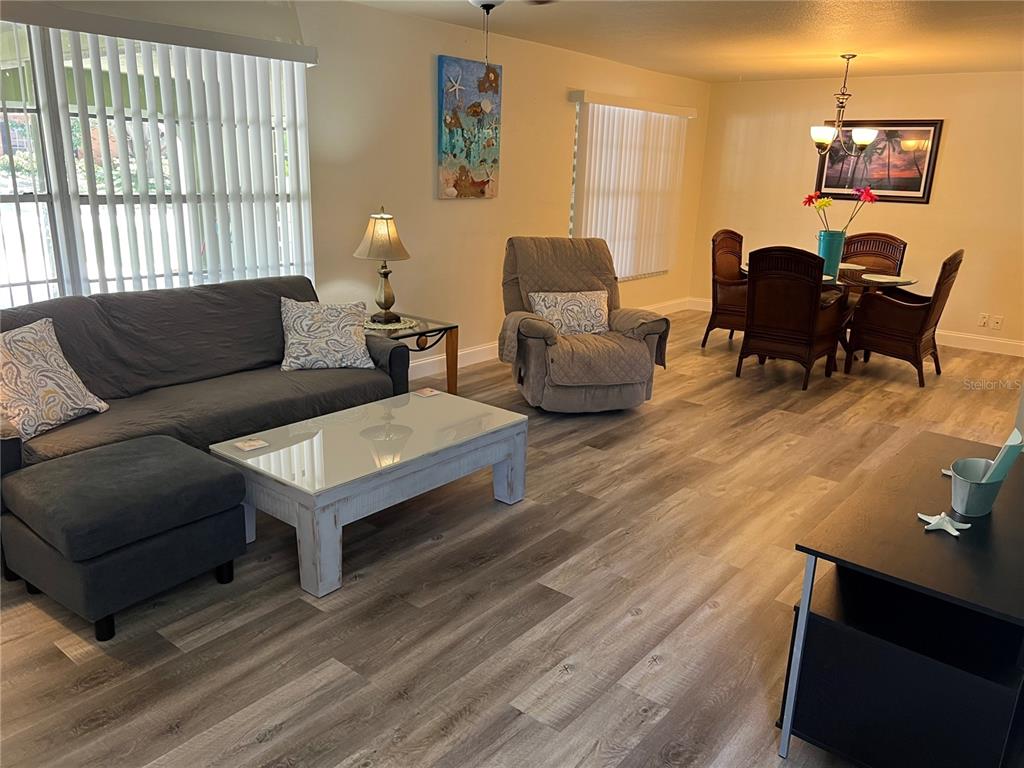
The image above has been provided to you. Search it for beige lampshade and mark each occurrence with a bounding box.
[352,207,411,262]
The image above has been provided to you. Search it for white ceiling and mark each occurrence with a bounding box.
[362,0,1024,82]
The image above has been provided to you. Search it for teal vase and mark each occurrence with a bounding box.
[817,230,845,279]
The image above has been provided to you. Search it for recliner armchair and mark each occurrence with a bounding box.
[498,237,669,412]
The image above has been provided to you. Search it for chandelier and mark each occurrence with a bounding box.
[810,54,878,157]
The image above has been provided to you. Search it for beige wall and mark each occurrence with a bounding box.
[33,1,1022,354]
[296,1,709,352]
[693,71,1024,348]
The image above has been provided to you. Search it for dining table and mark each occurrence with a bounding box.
[738,261,918,292]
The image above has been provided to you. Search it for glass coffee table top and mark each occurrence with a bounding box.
[210,393,526,494]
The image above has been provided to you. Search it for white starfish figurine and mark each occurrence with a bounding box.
[445,73,465,100]
[918,512,972,537]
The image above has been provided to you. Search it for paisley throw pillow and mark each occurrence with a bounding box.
[528,290,609,335]
[280,297,375,371]
[1,318,109,440]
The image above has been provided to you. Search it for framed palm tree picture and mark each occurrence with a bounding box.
[815,120,943,204]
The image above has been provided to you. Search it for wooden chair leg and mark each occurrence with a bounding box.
[931,349,942,375]
[735,354,745,378]
[801,366,812,391]
[701,324,713,348]
[94,615,115,642]
[916,362,926,388]
[757,354,767,365]
[844,348,855,374]
[825,353,835,378]
[863,350,872,363]
[728,330,735,340]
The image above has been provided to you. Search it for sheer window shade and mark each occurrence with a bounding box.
[0,21,313,307]
[571,101,688,280]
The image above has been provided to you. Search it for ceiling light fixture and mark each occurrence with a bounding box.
[810,54,878,157]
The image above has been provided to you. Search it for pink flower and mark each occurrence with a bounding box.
[856,186,879,203]
[801,192,820,207]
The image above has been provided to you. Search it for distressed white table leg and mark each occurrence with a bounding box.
[295,506,344,597]
[243,502,256,544]
[493,427,527,504]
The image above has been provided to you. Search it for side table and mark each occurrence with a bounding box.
[365,314,459,394]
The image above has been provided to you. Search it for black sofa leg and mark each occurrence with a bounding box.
[25,581,41,594]
[1,550,19,582]
[94,615,115,642]
[215,561,234,584]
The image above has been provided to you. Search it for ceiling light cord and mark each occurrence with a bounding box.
[476,1,497,64]
[483,5,491,64]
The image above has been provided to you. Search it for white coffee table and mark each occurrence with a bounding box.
[210,392,527,597]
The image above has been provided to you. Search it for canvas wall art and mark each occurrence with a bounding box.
[815,120,943,204]
[437,55,501,199]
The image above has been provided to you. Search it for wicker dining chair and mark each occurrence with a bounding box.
[701,229,747,348]
[842,232,908,274]
[845,250,964,387]
[736,246,851,391]
[840,232,908,293]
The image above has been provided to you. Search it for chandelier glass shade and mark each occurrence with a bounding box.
[810,54,878,157]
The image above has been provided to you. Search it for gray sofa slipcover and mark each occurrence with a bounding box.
[499,237,670,412]
[1,436,246,640]
[0,276,410,470]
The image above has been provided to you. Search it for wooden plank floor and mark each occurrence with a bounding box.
[2,309,1021,768]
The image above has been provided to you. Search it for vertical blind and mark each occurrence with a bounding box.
[0,21,313,308]
[572,102,687,280]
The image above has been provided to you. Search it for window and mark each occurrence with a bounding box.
[570,95,690,280]
[0,21,312,308]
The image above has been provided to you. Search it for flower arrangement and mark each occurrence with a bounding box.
[802,187,878,233]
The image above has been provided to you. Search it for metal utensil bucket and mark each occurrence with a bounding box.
[950,458,1004,518]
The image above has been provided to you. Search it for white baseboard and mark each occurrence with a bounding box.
[410,303,1022,383]
[935,330,1024,357]
[646,297,1024,357]
[641,297,690,315]
[642,296,712,314]
[409,340,498,381]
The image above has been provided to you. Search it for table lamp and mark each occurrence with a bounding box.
[353,206,411,324]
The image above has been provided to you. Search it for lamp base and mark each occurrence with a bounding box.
[370,309,402,325]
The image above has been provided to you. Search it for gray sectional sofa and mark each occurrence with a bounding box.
[0,276,410,640]
[0,276,409,472]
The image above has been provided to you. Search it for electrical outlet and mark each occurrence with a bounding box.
[991,315,1004,331]
[978,313,989,328]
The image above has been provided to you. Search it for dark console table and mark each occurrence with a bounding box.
[778,431,1024,768]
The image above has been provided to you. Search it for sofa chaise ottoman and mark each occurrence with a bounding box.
[0,435,246,641]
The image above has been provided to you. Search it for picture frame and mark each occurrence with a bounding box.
[814,119,943,204]
[437,55,502,199]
